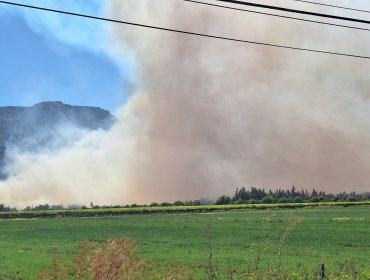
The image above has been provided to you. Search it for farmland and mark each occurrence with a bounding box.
[0,205,369,279]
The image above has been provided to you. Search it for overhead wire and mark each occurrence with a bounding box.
[184,0,370,32]
[0,0,369,60]
[287,0,370,14]
[213,0,370,24]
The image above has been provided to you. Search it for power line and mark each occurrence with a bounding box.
[288,0,370,14]
[184,0,370,32]
[213,0,370,24]
[0,0,369,60]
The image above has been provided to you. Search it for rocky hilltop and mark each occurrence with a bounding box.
[0,101,115,178]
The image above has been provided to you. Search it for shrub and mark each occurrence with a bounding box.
[215,195,231,205]
[293,197,303,203]
[40,238,146,280]
[160,202,172,207]
[247,199,260,204]
[277,197,291,204]
[232,199,245,205]
[174,200,184,206]
[262,196,274,204]
[310,196,320,203]
[39,238,191,280]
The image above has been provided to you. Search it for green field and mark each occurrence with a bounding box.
[0,206,369,279]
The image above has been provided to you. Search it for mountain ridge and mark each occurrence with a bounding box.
[0,101,115,179]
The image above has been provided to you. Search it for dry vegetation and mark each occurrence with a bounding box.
[39,238,192,280]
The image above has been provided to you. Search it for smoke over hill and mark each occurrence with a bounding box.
[0,102,115,206]
[0,102,114,177]
[0,102,114,178]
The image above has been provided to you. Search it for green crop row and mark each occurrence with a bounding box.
[0,200,369,219]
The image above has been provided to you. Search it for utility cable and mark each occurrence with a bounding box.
[213,0,370,25]
[288,0,370,14]
[184,0,370,32]
[0,0,369,60]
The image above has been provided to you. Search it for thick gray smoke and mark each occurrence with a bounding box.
[1,0,370,207]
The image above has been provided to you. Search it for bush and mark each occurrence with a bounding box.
[39,238,191,280]
[247,199,260,204]
[40,238,146,280]
[160,202,172,207]
[262,196,274,204]
[215,195,231,205]
[191,200,201,206]
[277,197,291,204]
[232,199,245,205]
[293,197,303,203]
[173,200,184,206]
[310,196,320,203]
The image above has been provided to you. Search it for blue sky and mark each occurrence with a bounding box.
[0,0,131,112]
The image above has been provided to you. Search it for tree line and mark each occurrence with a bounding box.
[0,186,369,212]
[0,204,16,212]
[215,186,370,205]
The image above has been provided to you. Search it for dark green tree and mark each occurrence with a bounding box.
[215,195,231,205]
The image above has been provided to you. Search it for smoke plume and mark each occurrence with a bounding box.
[1,0,370,207]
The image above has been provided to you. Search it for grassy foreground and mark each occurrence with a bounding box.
[0,206,369,279]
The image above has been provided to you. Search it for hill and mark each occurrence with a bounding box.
[0,101,114,178]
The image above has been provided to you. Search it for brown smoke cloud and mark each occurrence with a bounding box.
[107,0,370,200]
[1,0,370,207]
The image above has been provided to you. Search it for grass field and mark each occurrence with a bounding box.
[0,206,369,279]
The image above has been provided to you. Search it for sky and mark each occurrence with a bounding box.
[0,0,131,112]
